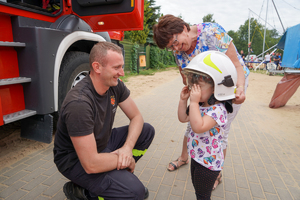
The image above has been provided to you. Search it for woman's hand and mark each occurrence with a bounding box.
[190,84,201,103]
[180,86,190,101]
[233,86,246,104]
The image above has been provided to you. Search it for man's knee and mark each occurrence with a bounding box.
[141,123,155,143]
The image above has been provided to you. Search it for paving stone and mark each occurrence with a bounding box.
[183,189,196,200]
[224,177,237,193]
[223,167,234,179]
[21,168,46,182]
[245,170,259,183]
[42,178,65,197]
[153,165,167,178]
[5,189,27,200]
[249,182,265,198]
[3,164,28,177]
[2,171,29,186]
[10,157,30,168]
[225,191,238,200]
[269,175,287,189]
[148,176,162,192]
[146,158,159,169]
[0,175,8,183]
[24,160,47,172]
[50,189,67,200]
[276,188,293,200]
[19,184,48,200]
[171,180,185,196]
[280,173,297,186]
[139,168,154,182]
[233,164,245,176]
[235,175,248,189]
[155,184,171,200]
[24,154,45,165]
[21,175,48,191]
[242,159,255,171]
[287,185,300,200]
[175,167,189,181]
[0,180,27,198]
[40,160,55,170]
[42,165,58,177]
[0,167,11,175]
[237,188,252,200]
[264,164,279,176]
[260,178,277,194]
[265,193,280,200]
[161,170,176,186]
[42,172,65,186]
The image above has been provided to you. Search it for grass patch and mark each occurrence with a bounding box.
[121,65,178,82]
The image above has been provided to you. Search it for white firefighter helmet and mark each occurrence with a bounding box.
[182,51,237,101]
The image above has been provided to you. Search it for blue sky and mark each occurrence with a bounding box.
[154,0,300,36]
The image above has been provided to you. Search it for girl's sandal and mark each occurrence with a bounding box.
[213,173,222,190]
[167,158,188,171]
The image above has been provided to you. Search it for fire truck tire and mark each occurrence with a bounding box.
[58,51,90,111]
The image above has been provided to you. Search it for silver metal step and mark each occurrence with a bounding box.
[0,41,26,47]
[0,77,31,86]
[285,69,300,74]
[3,109,37,124]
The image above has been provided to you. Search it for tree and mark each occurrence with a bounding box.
[228,18,280,57]
[202,14,216,23]
[125,0,162,45]
[126,0,152,44]
[145,0,162,45]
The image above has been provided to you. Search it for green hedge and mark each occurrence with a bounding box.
[149,46,176,69]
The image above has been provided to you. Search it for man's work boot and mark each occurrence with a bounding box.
[63,181,89,200]
[144,187,149,199]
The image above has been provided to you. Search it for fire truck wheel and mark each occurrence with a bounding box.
[58,51,90,111]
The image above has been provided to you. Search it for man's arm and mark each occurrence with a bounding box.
[116,96,144,169]
[71,134,127,174]
[225,42,246,104]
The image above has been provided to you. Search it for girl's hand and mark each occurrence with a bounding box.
[180,85,190,100]
[190,84,201,103]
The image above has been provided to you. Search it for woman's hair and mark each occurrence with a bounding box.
[153,14,190,49]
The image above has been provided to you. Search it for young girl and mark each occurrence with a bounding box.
[178,51,237,200]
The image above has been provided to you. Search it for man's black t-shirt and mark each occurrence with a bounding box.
[53,75,130,173]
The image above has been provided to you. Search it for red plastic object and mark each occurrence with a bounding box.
[0,85,26,115]
[0,97,3,126]
[269,74,300,108]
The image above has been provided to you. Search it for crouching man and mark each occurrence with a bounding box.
[53,42,155,200]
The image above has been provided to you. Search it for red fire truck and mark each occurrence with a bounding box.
[0,0,144,143]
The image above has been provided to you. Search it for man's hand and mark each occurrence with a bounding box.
[233,87,246,104]
[112,146,133,170]
[190,84,201,103]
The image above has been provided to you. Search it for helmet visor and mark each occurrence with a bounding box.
[182,70,213,90]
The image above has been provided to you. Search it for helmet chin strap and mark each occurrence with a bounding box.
[207,94,234,113]
[208,94,217,105]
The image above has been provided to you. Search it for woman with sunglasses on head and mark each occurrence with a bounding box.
[153,14,250,190]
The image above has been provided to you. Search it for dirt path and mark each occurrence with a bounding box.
[0,69,299,170]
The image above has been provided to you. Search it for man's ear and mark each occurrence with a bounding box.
[92,61,101,73]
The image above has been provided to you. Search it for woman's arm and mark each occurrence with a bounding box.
[225,42,246,104]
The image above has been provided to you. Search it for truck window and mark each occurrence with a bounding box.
[2,0,61,15]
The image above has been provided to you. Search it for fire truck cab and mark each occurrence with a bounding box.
[0,0,144,143]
